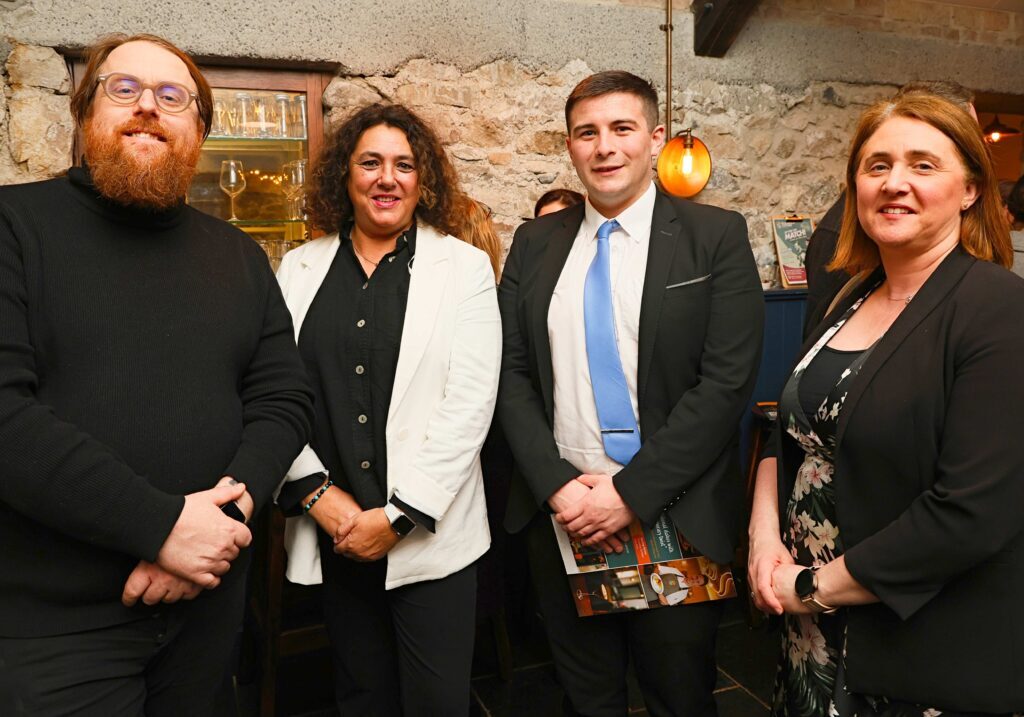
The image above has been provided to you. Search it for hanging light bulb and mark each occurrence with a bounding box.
[983,114,1020,144]
[681,129,695,176]
[657,128,712,198]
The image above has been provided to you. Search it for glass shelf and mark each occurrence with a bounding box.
[205,135,308,144]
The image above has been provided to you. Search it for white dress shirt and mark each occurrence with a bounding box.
[548,182,656,478]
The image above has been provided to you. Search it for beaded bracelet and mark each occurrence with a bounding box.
[303,479,334,513]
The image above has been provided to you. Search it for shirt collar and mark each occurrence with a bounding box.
[340,219,417,256]
[580,182,656,245]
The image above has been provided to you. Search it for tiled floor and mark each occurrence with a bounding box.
[251,594,780,716]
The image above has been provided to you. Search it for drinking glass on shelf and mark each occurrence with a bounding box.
[211,97,228,136]
[219,160,246,221]
[282,159,308,220]
[252,94,272,138]
[235,92,254,137]
[275,93,291,137]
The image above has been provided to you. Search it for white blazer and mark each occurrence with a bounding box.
[275,223,499,589]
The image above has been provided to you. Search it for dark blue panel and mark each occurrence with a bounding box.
[738,289,807,479]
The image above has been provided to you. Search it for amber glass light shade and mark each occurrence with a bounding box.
[657,131,711,198]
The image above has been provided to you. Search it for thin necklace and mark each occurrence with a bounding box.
[353,247,380,267]
[884,293,914,305]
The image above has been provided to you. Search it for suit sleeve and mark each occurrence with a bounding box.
[390,252,501,520]
[497,226,580,508]
[0,206,184,562]
[614,212,764,525]
[844,285,1024,620]
[222,251,315,511]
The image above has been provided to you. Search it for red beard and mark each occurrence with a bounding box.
[84,117,202,211]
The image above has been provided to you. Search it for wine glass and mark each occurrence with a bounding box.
[282,159,307,220]
[219,160,246,221]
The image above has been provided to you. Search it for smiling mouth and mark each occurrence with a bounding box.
[123,130,167,143]
[372,195,400,207]
[880,207,914,215]
[594,166,621,175]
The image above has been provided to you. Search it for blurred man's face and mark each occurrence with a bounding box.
[84,41,203,209]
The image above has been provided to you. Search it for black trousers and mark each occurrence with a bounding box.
[319,532,478,717]
[0,582,244,717]
[526,513,725,717]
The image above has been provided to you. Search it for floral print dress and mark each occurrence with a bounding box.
[771,292,1021,717]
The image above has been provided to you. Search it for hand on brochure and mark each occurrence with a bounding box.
[555,473,636,549]
[550,478,629,553]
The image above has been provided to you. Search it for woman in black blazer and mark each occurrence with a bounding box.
[748,93,1024,716]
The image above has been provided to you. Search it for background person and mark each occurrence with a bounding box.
[534,187,584,217]
[0,33,313,716]
[1003,175,1024,277]
[748,93,1024,716]
[275,102,501,716]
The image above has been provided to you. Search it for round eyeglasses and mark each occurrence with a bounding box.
[96,73,198,114]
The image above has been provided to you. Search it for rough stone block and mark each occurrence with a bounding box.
[852,0,884,17]
[885,0,943,25]
[774,137,797,159]
[321,78,382,110]
[6,44,70,93]
[980,10,1011,32]
[7,86,73,178]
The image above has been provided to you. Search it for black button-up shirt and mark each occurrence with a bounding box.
[279,223,433,531]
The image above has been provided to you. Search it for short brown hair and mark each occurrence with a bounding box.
[565,71,660,133]
[830,93,1011,275]
[533,188,584,217]
[71,33,213,140]
[306,103,463,237]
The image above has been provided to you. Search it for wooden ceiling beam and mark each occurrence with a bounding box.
[693,0,760,58]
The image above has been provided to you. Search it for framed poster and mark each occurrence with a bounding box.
[771,215,815,288]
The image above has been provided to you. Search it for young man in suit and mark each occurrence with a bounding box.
[497,71,764,716]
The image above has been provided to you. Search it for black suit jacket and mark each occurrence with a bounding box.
[776,247,1024,712]
[498,190,764,564]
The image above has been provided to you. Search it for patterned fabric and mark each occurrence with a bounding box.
[771,290,1021,717]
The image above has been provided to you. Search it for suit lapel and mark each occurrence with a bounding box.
[835,248,975,448]
[532,205,583,419]
[389,224,449,418]
[637,192,682,404]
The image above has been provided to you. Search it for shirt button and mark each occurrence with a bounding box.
[357,414,368,424]
[355,365,365,375]
[360,460,371,470]
[356,319,366,328]
[388,256,395,263]
[362,282,368,290]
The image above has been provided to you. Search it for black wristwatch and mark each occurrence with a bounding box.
[795,567,837,614]
[221,501,246,523]
[383,503,416,538]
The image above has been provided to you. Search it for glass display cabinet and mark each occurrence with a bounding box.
[192,68,332,269]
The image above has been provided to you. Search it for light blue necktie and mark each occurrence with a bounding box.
[584,219,641,465]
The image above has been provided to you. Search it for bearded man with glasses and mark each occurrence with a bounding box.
[0,34,313,716]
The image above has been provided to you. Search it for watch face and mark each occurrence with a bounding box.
[391,514,416,537]
[795,568,817,599]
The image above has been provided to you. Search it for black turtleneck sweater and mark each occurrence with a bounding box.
[0,168,313,637]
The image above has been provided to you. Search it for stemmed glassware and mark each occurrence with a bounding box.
[219,160,246,221]
[282,159,307,220]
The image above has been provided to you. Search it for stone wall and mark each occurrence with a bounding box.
[758,0,1024,48]
[322,58,892,285]
[0,45,73,184]
[2,0,1022,285]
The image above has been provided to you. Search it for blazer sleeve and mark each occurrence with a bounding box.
[844,283,1024,620]
[390,250,501,520]
[614,212,765,525]
[496,226,582,508]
